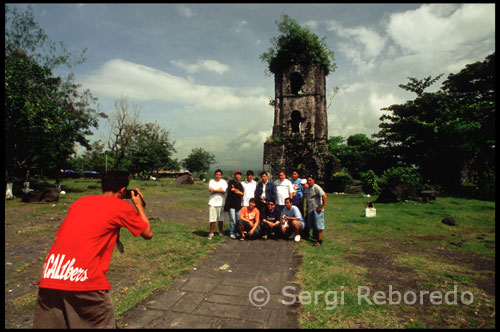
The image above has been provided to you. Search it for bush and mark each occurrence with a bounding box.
[359,170,380,195]
[376,167,423,202]
[326,172,352,193]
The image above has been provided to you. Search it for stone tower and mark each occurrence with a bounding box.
[263,64,337,185]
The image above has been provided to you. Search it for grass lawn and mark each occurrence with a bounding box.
[294,194,495,328]
[4,178,495,328]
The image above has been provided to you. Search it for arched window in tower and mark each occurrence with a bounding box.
[290,72,304,95]
[291,110,304,133]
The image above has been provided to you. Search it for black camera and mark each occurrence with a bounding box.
[124,189,146,207]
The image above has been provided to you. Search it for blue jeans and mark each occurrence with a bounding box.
[228,208,241,236]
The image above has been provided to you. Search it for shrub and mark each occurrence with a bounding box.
[326,171,352,193]
[359,170,380,195]
[377,167,423,202]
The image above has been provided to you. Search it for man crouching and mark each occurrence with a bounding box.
[238,198,260,241]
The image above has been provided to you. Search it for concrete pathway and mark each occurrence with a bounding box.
[117,236,302,329]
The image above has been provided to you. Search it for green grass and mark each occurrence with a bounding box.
[4,178,495,328]
[294,194,495,328]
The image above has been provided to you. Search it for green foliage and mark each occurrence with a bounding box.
[359,170,380,195]
[327,134,391,178]
[378,167,423,200]
[374,53,495,198]
[4,5,103,185]
[5,4,87,69]
[127,122,176,175]
[326,171,352,193]
[183,148,216,175]
[260,14,336,76]
[5,52,103,181]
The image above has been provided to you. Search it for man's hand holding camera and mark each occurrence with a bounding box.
[125,188,146,208]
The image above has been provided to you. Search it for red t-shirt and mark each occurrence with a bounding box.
[38,195,148,291]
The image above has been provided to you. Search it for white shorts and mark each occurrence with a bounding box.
[209,206,225,222]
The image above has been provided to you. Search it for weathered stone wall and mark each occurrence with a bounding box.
[264,64,338,185]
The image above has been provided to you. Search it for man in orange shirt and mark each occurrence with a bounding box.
[238,198,260,241]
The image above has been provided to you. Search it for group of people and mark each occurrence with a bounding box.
[31,169,327,328]
[208,169,327,247]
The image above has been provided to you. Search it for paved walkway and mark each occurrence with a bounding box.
[117,236,302,329]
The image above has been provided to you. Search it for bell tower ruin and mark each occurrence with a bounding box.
[263,64,337,185]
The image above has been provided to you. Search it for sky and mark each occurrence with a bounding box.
[6,3,496,172]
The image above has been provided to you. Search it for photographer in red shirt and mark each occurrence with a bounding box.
[33,171,153,328]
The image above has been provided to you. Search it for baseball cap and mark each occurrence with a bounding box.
[300,179,307,184]
[234,170,242,174]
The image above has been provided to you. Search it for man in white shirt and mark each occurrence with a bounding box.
[208,169,228,239]
[274,171,295,215]
[241,170,257,207]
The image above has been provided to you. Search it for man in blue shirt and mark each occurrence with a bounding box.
[254,171,277,217]
[260,199,281,240]
[280,197,305,242]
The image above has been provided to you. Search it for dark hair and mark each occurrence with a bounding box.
[267,198,275,204]
[292,169,300,175]
[260,171,268,176]
[249,198,256,204]
[102,171,129,193]
[246,170,254,176]
[214,169,223,175]
[306,174,315,180]
[285,197,292,203]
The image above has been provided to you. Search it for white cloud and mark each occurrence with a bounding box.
[326,19,386,74]
[81,58,272,170]
[386,4,495,55]
[176,5,194,18]
[304,20,319,29]
[233,19,248,34]
[171,59,230,75]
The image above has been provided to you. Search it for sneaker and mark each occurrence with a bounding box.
[208,233,214,240]
[294,234,301,242]
[262,234,268,240]
[230,234,237,239]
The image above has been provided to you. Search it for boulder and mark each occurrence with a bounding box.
[174,174,194,185]
[22,188,59,203]
[442,218,456,226]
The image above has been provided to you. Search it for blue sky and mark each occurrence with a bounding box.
[7,3,496,171]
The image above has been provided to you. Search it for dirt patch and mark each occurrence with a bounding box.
[144,196,207,227]
[345,237,495,328]
[346,250,419,291]
[4,193,206,329]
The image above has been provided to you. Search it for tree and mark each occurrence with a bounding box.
[327,134,391,178]
[5,51,103,186]
[5,4,87,70]
[260,14,336,76]
[5,5,102,196]
[374,53,495,197]
[183,148,216,176]
[127,122,176,176]
[107,96,141,170]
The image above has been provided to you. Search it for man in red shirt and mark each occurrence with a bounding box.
[33,171,153,328]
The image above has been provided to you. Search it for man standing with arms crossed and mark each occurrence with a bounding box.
[208,169,228,240]
[305,175,327,247]
[224,170,244,239]
[33,171,152,328]
[274,171,295,216]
